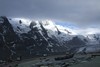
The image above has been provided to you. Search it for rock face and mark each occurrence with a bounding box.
[0,16,22,60]
[0,16,100,61]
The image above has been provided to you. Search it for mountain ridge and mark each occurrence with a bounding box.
[0,16,100,61]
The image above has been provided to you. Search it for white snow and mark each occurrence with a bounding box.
[12,44,16,48]
[8,18,76,42]
[0,17,4,23]
[9,18,31,33]
[8,18,100,41]
[78,45,100,53]
[84,34,100,45]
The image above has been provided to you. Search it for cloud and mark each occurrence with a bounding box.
[72,28,100,35]
[0,0,100,28]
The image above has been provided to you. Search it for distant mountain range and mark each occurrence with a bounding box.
[0,16,100,60]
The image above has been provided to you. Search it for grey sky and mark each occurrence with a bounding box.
[0,0,100,28]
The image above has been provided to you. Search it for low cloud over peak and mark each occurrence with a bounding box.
[0,0,100,28]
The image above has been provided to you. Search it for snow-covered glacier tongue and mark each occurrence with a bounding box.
[77,34,100,53]
[0,16,100,61]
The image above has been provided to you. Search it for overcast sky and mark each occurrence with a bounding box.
[0,0,100,28]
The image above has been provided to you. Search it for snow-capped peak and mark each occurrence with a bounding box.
[8,18,100,45]
[8,18,77,42]
[9,18,31,33]
[8,18,72,34]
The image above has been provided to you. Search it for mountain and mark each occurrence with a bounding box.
[0,16,100,61]
[78,34,100,53]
